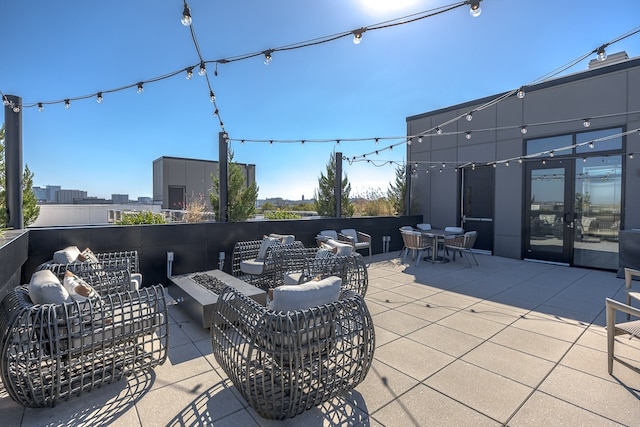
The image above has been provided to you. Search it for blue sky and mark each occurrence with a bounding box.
[1,0,639,201]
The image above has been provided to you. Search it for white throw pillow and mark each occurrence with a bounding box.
[257,236,279,260]
[28,270,72,305]
[269,276,342,312]
[53,246,82,264]
[62,271,100,302]
[324,239,353,256]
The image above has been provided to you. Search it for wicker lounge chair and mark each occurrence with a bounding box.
[210,284,375,420]
[231,238,304,290]
[0,269,168,408]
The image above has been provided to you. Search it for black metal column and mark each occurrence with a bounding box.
[218,132,228,222]
[4,95,23,229]
[335,152,342,218]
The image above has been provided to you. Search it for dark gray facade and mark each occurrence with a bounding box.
[152,156,256,210]
[406,56,640,268]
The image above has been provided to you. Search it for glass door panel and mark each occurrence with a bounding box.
[524,161,573,264]
[573,156,621,269]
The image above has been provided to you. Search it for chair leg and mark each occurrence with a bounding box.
[468,250,479,266]
[606,303,615,374]
[415,250,422,267]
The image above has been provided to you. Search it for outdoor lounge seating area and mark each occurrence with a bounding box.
[1,249,638,425]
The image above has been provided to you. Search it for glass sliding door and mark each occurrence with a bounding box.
[573,155,622,269]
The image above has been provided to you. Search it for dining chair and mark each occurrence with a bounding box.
[400,230,431,267]
[605,298,640,374]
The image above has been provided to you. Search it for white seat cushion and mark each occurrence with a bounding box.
[283,272,303,285]
[240,259,265,275]
[269,276,342,312]
[319,230,338,240]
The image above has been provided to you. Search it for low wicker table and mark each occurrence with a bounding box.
[169,269,266,328]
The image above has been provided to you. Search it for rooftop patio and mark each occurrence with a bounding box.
[1,251,638,426]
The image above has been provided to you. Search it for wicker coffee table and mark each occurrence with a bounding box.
[169,269,266,328]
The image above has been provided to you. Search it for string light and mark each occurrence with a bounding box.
[407,138,412,146]
[209,90,215,102]
[136,82,144,94]
[596,44,607,61]
[353,28,365,45]
[181,2,192,26]
[518,158,523,164]
[186,67,194,79]
[588,141,594,149]
[418,137,422,143]
[97,92,103,103]
[64,99,70,109]
[198,62,206,76]
[436,127,443,135]
[549,150,555,157]
[520,126,527,134]
[465,132,471,140]
[12,105,20,113]
[214,63,218,77]
[468,0,482,17]
[263,50,273,65]
[37,102,43,112]
[583,118,591,127]
[630,153,634,159]
[466,112,473,121]
[517,87,525,99]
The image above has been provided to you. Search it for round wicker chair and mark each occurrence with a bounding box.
[210,285,375,420]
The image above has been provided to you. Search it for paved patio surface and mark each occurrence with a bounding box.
[2,252,639,426]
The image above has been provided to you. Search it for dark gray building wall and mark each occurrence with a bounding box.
[407,57,640,259]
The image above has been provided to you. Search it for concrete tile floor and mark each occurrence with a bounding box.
[2,252,639,426]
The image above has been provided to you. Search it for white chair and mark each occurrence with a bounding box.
[316,230,339,246]
[605,298,640,374]
[445,231,479,267]
[624,267,640,319]
[340,229,372,262]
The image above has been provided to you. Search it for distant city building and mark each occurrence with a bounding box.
[137,196,153,205]
[111,194,129,204]
[153,156,256,210]
[56,189,87,204]
[34,185,61,203]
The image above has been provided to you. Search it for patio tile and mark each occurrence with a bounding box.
[151,341,221,391]
[137,373,245,426]
[348,360,419,414]
[424,360,533,423]
[489,326,573,362]
[373,325,402,347]
[407,323,483,358]
[364,299,392,316]
[0,383,23,427]
[366,290,414,309]
[462,341,556,387]
[372,309,431,336]
[437,310,506,339]
[396,299,457,322]
[509,390,621,426]
[421,291,480,310]
[367,276,404,291]
[560,340,640,390]
[371,383,500,427]
[374,337,455,381]
[538,364,640,426]
[389,282,440,299]
[465,300,529,325]
[509,312,588,343]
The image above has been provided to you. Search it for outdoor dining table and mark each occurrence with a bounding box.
[419,228,465,263]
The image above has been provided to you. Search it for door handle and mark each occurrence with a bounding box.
[563,212,573,225]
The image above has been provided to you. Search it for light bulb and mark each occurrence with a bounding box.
[64,99,70,109]
[518,157,523,164]
[493,163,497,168]
[407,138,412,146]
[630,153,634,159]
[213,109,219,117]
[549,151,554,157]
[97,92,103,103]
[520,126,527,134]
[2,98,9,106]
[352,30,364,45]
[517,87,525,99]
[436,127,442,135]
[198,62,206,76]
[181,4,192,26]
[588,141,594,149]
[38,103,43,112]
[12,105,20,113]
[209,90,215,102]
[596,45,607,61]
[186,67,193,79]
[264,51,272,65]
[418,137,422,143]
[466,112,473,121]
[505,161,510,167]
[442,162,446,168]
[465,132,471,140]
[582,157,587,163]
[137,83,144,94]
[469,1,482,17]
[583,118,591,128]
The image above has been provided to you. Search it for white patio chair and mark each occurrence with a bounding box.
[444,231,479,267]
[340,228,372,262]
[624,267,640,319]
[605,298,640,374]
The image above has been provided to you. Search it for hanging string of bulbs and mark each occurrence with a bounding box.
[1,0,480,116]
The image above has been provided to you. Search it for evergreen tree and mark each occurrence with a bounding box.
[0,124,40,227]
[313,151,354,217]
[387,163,407,215]
[210,149,259,222]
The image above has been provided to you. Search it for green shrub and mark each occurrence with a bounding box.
[116,211,166,225]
